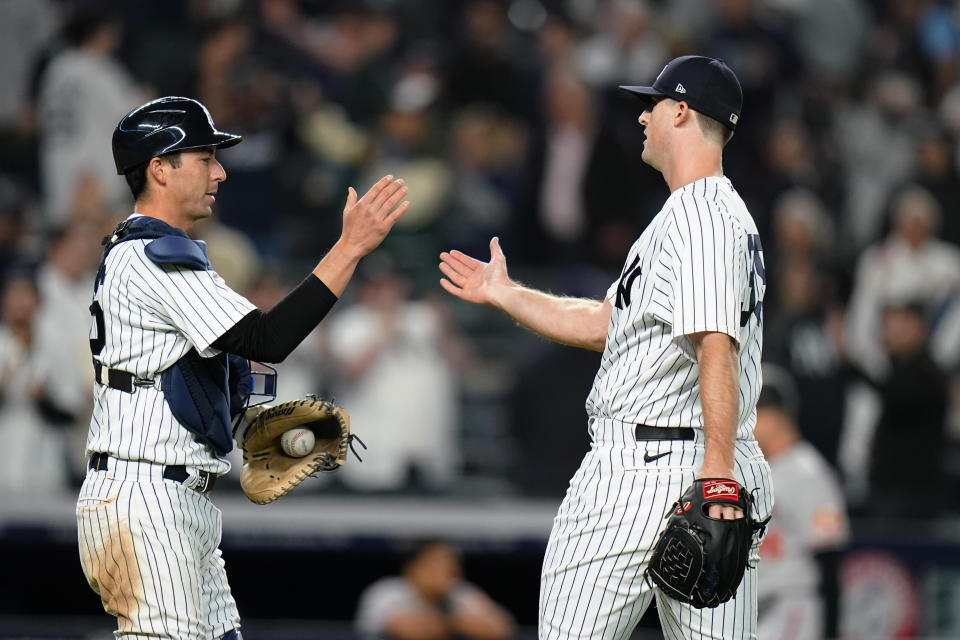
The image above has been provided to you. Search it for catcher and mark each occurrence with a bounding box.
[77,96,408,640]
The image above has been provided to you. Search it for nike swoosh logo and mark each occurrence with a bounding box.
[643,451,671,463]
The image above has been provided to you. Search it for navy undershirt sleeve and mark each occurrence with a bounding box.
[211,275,338,362]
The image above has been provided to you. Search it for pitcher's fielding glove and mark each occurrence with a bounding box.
[238,395,358,505]
[645,478,767,608]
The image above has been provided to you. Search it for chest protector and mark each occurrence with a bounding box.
[92,216,249,456]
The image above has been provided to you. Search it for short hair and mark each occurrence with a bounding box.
[122,153,182,200]
[694,111,734,147]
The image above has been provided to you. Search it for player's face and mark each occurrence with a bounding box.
[168,148,226,223]
[638,96,669,169]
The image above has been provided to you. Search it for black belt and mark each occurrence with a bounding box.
[634,425,695,441]
[93,360,155,394]
[88,452,217,493]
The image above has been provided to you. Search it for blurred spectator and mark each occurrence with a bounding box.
[0,271,70,495]
[753,120,843,248]
[443,106,526,262]
[574,0,667,90]
[834,71,925,247]
[765,255,847,468]
[908,126,960,247]
[194,216,264,295]
[194,19,302,259]
[0,0,57,136]
[701,0,800,177]
[0,178,36,274]
[764,0,867,86]
[845,184,960,378]
[362,61,453,272]
[509,340,597,497]
[518,68,596,265]
[194,18,253,133]
[326,264,470,492]
[756,364,850,640]
[36,6,142,224]
[535,12,578,72]
[32,223,100,483]
[764,187,836,285]
[355,540,515,640]
[869,0,960,105]
[855,300,951,519]
[443,0,527,117]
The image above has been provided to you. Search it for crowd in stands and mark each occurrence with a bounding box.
[0,0,959,521]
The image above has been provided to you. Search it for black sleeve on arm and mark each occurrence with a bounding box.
[211,275,338,363]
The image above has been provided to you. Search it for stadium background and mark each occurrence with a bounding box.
[1,0,960,637]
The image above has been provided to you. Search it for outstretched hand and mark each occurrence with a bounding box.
[339,175,410,260]
[439,237,512,307]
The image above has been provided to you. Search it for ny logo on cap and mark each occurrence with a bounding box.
[675,83,687,94]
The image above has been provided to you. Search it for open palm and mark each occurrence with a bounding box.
[439,237,512,307]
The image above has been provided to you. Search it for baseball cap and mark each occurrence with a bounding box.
[620,55,743,131]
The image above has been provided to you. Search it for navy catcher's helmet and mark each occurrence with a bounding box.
[112,96,242,174]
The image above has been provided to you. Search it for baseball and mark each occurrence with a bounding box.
[280,427,315,457]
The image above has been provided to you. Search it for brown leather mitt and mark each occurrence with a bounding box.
[239,395,355,504]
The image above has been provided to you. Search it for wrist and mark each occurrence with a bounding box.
[487,279,519,312]
[313,241,360,281]
[328,238,364,264]
[696,458,735,480]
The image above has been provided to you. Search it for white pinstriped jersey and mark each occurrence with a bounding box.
[86,214,255,474]
[585,176,765,440]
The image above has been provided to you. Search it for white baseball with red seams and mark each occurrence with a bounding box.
[281,427,315,457]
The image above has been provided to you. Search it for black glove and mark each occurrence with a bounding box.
[646,478,768,608]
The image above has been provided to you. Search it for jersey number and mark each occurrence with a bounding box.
[740,234,765,327]
[89,301,105,356]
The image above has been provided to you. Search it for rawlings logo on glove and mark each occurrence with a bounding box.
[702,479,739,499]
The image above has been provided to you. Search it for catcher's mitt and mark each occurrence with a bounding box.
[645,478,767,609]
[239,395,359,504]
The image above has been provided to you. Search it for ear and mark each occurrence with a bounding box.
[673,101,692,127]
[147,157,167,186]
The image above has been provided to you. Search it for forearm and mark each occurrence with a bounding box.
[695,332,739,477]
[492,284,608,351]
[311,240,362,296]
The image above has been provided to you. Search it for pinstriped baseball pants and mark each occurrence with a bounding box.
[539,417,774,640]
[76,460,240,639]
